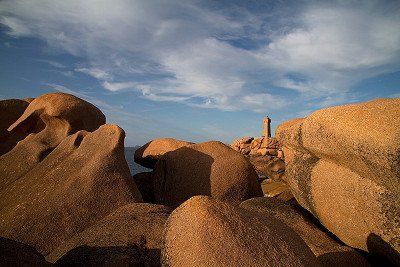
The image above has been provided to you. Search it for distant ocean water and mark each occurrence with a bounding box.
[124,147,151,175]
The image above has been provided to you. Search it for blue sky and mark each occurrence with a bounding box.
[0,0,399,146]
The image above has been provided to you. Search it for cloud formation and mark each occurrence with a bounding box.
[1,0,399,112]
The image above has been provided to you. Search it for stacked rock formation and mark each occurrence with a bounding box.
[231,133,288,200]
[231,136,282,157]
[276,98,400,265]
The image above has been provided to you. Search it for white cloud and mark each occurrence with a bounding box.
[75,68,112,80]
[1,0,399,112]
[102,81,135,91]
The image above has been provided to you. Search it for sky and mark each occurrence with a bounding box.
[0,0,399,146]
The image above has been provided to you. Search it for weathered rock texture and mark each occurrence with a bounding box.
[152,141,262,207]
[240,197,370,266]
[0,93,106,191]
[162,196,319,267]
[250,156,285,181]
[276,98,400,264]
[0,125,142,256]
[48,203,171,265]
[134,138,193,169]
[0,93,142,258]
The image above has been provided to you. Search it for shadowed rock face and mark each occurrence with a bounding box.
[276,98,400,265]
[0,99,30,155]
[162,196,319,267]
[240,197,370,267]
[151,141,263,207]
[0,236,51,266]
[48,203,171,265]
[134,138,193,169]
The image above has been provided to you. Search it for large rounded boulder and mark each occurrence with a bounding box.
[152,141,262,207]
[276,98,400,264]
[162,196,319,267]
[134,138,193,169]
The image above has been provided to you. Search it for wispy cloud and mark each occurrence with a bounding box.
[75,68,112,81]
[1,0,399,113]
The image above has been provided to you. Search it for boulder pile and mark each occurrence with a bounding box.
[231,136,282,157]
[1,93,398,266]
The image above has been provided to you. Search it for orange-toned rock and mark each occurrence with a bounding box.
[162,196,319,267]
[152,141,262,207]
[241,198,370,266]
[261,137,280,149]
[276,98,400,264]
[48,203,171,265]
[0,93,105,190]
[0,124,142,257]
[134,138,193,169]
[249,156,285,181]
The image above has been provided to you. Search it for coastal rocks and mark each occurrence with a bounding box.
[152,141,262,207]
[134,138,193,169]
[240,198,370,266]
[250,156,285,181]
[162,196,319,267]
[276,98,400,264]
[0,93,106,190]
[0,124,142,257]
[231,136,281,157]
[48,203,171,265]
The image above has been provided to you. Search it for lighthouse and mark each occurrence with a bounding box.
[262,116,271,137]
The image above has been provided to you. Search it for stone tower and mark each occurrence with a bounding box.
[262,116,271,137]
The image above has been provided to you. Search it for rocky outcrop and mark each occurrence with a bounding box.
[162,196,319,267]
[134,138,193,169]
[276,98,400,264]
[231,136,281,157]
[48,203,171,265]
[0,93,106,190]
[0,93,142,257]
[152,141,262,207]
[240,198,370,266]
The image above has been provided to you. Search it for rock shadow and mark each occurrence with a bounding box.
[0,236,51,266]
[152,147,214,208]
[55,244,161,266]
[365,233,400,266]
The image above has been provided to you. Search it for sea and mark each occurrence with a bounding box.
[124,147,151,175]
